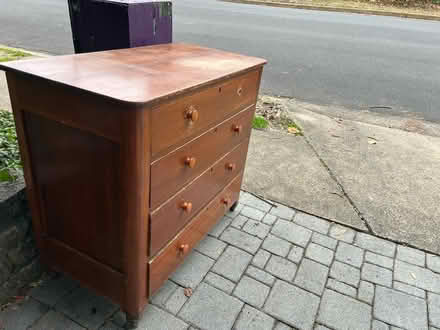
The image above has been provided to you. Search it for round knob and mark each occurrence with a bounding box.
[184,156,196,168]
[185,106,199,122]
[222,197,231,206]
[237,87,243,96]
[233,125,242,134]
[181,201,193,213]
[179,244,190,255]
[226,163,236,171]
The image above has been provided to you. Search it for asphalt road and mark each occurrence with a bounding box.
[1,0,440,121]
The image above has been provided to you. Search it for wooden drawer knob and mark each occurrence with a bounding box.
[181,201,193,213]
[233,125,242,134]
[237,87,243,96]
[184,156,197,168]
[179,244,190,255]
[185,106,199,122]
[226,163,236,171]
[222,197,231,206]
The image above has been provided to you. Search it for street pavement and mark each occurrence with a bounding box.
[2,192,439,330]
[1,0,440,121]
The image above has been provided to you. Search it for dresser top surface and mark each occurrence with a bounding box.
[0,43,266,106]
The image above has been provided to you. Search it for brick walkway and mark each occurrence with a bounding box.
[1,191,440,330]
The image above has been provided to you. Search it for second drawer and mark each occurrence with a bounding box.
[149,140,249,256]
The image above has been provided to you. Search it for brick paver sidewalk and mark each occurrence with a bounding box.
[1,191,440,330]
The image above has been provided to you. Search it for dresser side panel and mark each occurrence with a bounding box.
[6,71,127,303]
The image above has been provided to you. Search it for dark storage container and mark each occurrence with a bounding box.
[67,0,172,54]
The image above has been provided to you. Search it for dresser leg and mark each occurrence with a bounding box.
[124,314,139,329]
[229,201,238,212]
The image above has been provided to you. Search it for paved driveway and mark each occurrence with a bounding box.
[2,191,439,330]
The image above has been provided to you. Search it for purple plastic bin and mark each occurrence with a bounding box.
[68,0,172,54]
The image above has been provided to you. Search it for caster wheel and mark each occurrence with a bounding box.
[229,201,238,212]
[124,316,139,329]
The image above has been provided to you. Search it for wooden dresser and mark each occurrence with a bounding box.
[0,43,266,327]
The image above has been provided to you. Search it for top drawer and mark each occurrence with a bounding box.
[151,69,261,158]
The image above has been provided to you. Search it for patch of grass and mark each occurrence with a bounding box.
[0,48,32,63]
[252,116,269,130]
[0,110,22,182]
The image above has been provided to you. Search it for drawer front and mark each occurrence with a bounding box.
[150,106,254,210]
[148,173,243,297]
[150,140,249,256]
[151,69,260,158]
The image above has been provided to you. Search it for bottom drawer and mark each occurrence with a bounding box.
[147,172,243,297]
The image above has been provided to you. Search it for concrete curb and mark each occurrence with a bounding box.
[0,44,50,58]
[221,0,440,21]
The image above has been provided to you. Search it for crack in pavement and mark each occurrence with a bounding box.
[300,132,374,234]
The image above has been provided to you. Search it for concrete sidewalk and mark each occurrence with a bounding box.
[244,97,440,255]
[1,192,439,330]
[0,72,11,111]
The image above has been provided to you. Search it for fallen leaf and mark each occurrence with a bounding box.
[331,134,341,138]
[288,126,299,134]
[410,272,416,280]
[368,137,377,145]
[184,288,193,297]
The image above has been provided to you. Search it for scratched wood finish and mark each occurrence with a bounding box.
[0,43,266,324]
[150,106,254,210]
[148,173,243,297]
[150,141,249,256]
